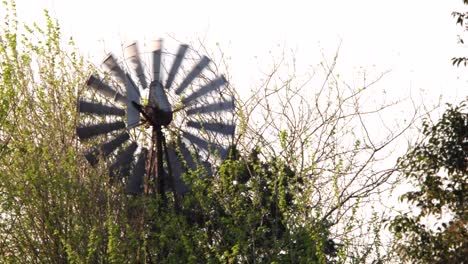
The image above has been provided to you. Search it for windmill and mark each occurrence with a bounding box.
[76,40,235,200]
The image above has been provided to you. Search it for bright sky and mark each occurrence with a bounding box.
[13,0,467,104]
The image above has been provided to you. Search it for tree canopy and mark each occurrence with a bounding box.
[389,98,467,263]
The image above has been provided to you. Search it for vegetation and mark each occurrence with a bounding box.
[0,2,94,262]
[452,0,468,66]
[389,99,467,263]
[0,0,466,263]
[389,1,468,262]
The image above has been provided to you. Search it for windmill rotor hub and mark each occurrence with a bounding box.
[144,105,173,127]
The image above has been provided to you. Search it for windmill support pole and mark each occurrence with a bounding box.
[145,129,156,195]
[155,126,165,200]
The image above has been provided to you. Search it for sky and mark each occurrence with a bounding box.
[12,0,467,104]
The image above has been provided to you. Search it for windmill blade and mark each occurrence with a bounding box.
[78,100,125,116]
[125,148,147,195]
[101,54,141,128]
[102,53,142,128]
[86,75,126,104]
[84,148,99,166]
[182,131,228,159]
[186,121,235,136]
[83,132,130,166]
[124,42,148,89]
[167,141,215,194]
[172,141,197,169]
[109,142,138,179]
[101,132,130,156]
[148,39,171,111]
[101,53,127,84]
[166,142,196,194]
[161,171,173,192]
[174,56,211,95]
[201,161,213,178]
[181,75,227,106]
[77,121,126,140]
[149,39,163,83]
[125,74,141,128]
[165,44,189,90]
[186,99,235,116]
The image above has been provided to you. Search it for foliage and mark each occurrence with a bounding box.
[0,0,412,263]
[0,1,98,262]
[0,2,337,262]
[452,1,468,66]
[389,98,468,263]
[129,150,340,263]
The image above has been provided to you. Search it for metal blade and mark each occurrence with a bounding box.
[102,54,141,127]
[86,75,126,104]
[101,53,127,84]
[125,74,141,128]
[161,170,173,192]
[186,99,235,116]
[84,148,99,166]
[201,161,213,177]
[109,142,138,179]
[148,39,163,108]
[124,42,148,89]
[186,121,235,136]
[101,132,130,156]
[149,39,162,83]
[175,141,197,169]
[174,56,210,95]
[165,44,188,90]
[181,75,227,106]
[78,100,125,116]
[182,131,228,159]
[167,142,196,194]
[77,121,125,140]
[125,148,147,195]
[83,132,130,166]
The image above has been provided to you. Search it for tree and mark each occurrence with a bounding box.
[234,46,418,262]
[391,2,468,261]
[389,98,467,263]
[0,2,101,262]
[0,0,415,262]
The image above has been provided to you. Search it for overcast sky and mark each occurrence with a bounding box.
[12,0,468,104]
